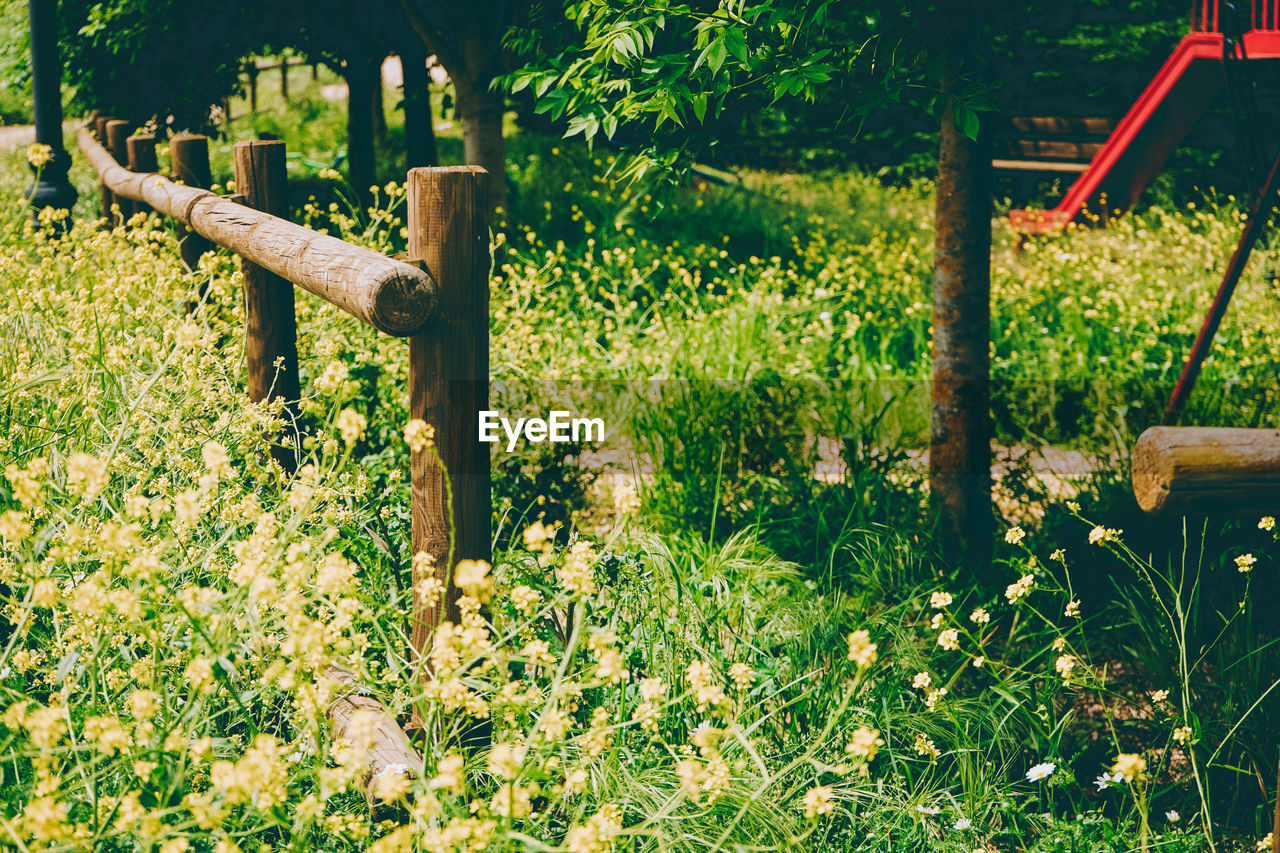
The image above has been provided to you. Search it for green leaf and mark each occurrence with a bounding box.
[691,91,708,123]
[707,37,727,76]
[953,100,980,141]
[724,28,749,65]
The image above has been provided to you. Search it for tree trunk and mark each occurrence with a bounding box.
[930,78,993,566]
[399,37,438,168]
[345,58,378,208]
[453,75,507,214]
[371,61,387,145]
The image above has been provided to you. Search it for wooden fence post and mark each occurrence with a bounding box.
[170,134,213,273]
[105,120,131,222]
[406,166,490,662]
[96,115,118,219]
[234,139,301,474]
[125,134,157,219]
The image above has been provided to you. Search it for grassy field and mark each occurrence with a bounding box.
[0,68,1278,851]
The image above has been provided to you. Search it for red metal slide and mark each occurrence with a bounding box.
[1010,0,1280,233]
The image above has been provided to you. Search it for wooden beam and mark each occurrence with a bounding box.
[78,127,438,336]
[325,669,420,806]
[1132,426,1280,515]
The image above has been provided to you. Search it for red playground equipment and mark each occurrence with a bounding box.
[1009,0,1280,232]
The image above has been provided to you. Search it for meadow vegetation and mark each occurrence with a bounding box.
[1,70,1279,851]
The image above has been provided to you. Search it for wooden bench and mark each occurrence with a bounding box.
[993,115,1118,176]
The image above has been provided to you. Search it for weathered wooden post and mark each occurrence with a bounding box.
[95,115,117,218]
[170,134,213,273]
[125,134,157,219]
[234,139,301,473]
[406,166,490,660]
[105,120,130,223]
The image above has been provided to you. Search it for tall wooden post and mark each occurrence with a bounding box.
[94,115,117,219]
[105,119,130,222]
[234,140,300,473]
[170,134,213,273]
[125,134,157,218]
[406,166,490,661]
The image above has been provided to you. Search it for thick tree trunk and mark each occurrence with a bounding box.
[399,37,438,168]
[345,58,378,208]
[453,75,507,214]
[930,84,993,566]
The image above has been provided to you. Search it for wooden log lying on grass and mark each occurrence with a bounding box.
[77,127,438,337]
[326,668,421,806]
[1132,426,1280,515]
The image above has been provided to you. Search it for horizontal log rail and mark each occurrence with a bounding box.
[77,126,437,337]
[326,668,421,805]
[1133,426,1280,514]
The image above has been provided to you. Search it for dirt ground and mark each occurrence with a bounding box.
[0,125,35,151]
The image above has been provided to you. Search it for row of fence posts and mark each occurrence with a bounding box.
[88,112,491,678]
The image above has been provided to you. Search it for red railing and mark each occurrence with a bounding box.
[1193,0,1280,33]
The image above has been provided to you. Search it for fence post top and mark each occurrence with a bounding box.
[407,165,489,177]
[234,138,287,151]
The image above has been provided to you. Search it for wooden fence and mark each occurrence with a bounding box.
[79,117,492,794]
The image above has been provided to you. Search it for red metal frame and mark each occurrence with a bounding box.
[1009,0,1280,233]
[1164,144,1280,424]
[1193,0,1280,33]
